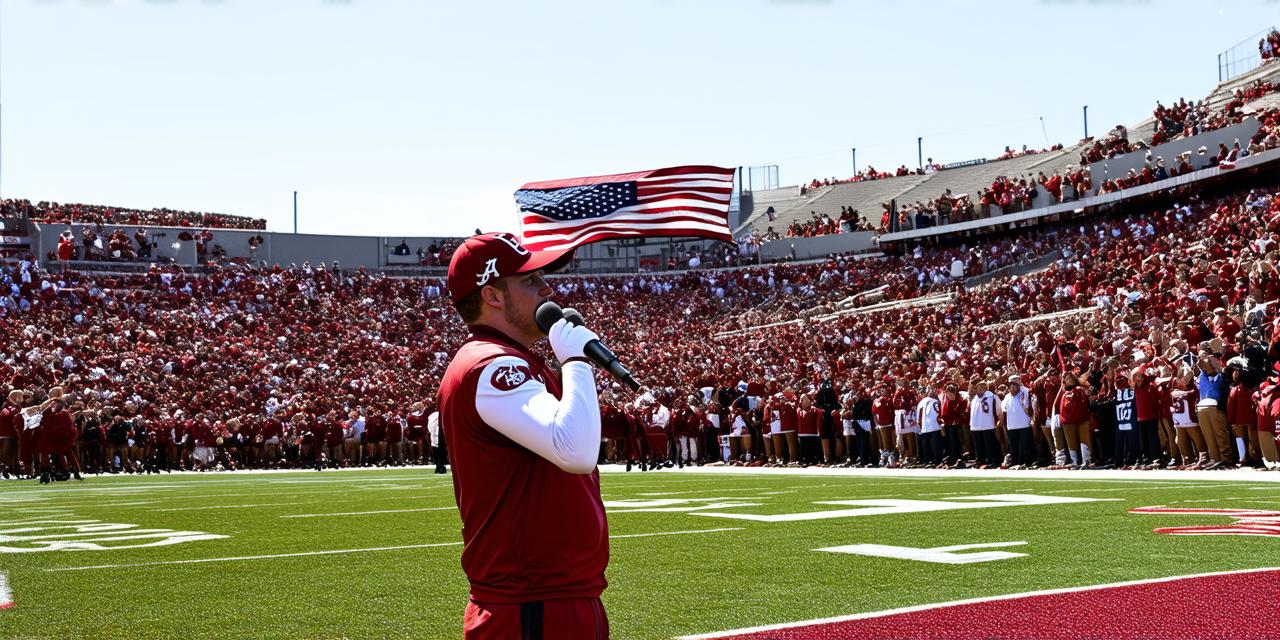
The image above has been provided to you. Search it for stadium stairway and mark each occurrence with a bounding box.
[766,174,931,232]
[736,183,836,234]
[1203,59,1280,113]
[736,185,810,233]
[740,64,1280,239]
[886,150,1072,211]
[1245,91,1280,113]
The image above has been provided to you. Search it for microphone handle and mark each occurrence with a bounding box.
[583,341,641,391]
[560,308,640,391]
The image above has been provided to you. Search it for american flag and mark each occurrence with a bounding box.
[515,165,736,252]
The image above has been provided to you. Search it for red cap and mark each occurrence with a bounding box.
[446,232,574,305]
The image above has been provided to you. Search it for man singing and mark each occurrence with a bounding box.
[438,232,609,639]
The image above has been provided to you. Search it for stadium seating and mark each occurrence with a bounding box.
[7,39,1280,480]
[767,174,931,233]
[2,198,267,231]
[887,148,1080,213]
[7,177,1278,478]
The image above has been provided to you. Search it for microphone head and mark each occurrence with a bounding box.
[534,300,565,334]
[561,307,585,327]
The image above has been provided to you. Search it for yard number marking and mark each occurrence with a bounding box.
[692,494,1113,522]
[817,541,1028,564]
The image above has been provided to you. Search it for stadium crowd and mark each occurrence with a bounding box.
[784,208,875,238]
[3,176,1280,481]
[3,198,266,231]
[883,106,1280,233]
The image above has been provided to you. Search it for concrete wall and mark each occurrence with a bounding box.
[1087,118,1261,187]
[35,223,196,265]
[30,222,741,273]
[759,231,878,261]
[31,223,478,269]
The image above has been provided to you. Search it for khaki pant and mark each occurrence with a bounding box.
[1258,429,1279,466]
[1196,406,1230,462]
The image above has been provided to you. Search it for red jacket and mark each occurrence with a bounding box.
[941,396,968,426]
[438,324,606,604]
[1227,385,1257,427]
[796,407,820,436]
[1057,386,1091,424]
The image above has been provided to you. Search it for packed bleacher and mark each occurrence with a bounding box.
[4,177,1280,481]
[3,198,267,231]
[10,25,1280,481]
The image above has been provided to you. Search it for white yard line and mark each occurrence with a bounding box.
[0,485,455,507]
[47,527,741,572]
[45,542,467,571]
[635,487,775,496]
[610,527,743,539]
[678,566,1280,639]
[280,507,455,518]
[154,501,324,512]
[1039,484,1232,494]
[0,572,10,609]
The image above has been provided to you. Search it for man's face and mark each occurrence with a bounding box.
[495,270,553,343]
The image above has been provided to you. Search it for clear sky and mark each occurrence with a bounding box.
[1,0,1278,237]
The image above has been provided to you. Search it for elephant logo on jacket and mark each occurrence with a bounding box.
[491,363,534,391]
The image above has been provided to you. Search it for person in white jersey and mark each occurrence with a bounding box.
[1169,370,1208,468]
[1001,375,1034,468]
[969,379,1001,467]
[916,387,944,466]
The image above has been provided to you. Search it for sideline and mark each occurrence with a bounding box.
[5,463,1276,487]
[597,464,1280,483]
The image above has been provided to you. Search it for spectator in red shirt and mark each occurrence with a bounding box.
[872,385,896,467]
[0,391,19,479]
[1226,366,1258,466]
[1131,362,1164,466]
[1054,371,1095,467]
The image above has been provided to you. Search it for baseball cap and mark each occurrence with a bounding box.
[446,232,575,305]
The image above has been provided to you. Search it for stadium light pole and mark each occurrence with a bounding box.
[293,191,298,234]
[1083,105,1089,139]
[851,148,856,176]
[917,137,922,171]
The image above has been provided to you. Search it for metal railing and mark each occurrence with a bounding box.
[1218,27,1277,83]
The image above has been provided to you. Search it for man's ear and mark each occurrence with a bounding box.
[479,283,504,310]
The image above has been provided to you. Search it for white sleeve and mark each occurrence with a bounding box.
[475,356,601,474]
[654,406,670,428]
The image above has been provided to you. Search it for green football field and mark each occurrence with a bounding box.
[1,468,1278,639]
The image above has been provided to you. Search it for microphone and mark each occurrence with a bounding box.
[535,301,641,391]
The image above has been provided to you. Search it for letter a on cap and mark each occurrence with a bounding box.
[476,258,500,286]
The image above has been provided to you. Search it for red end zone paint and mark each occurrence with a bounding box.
[686,568,1280,640]
[1129,506,1280,537]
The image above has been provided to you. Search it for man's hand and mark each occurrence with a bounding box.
[548,318,599,362]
